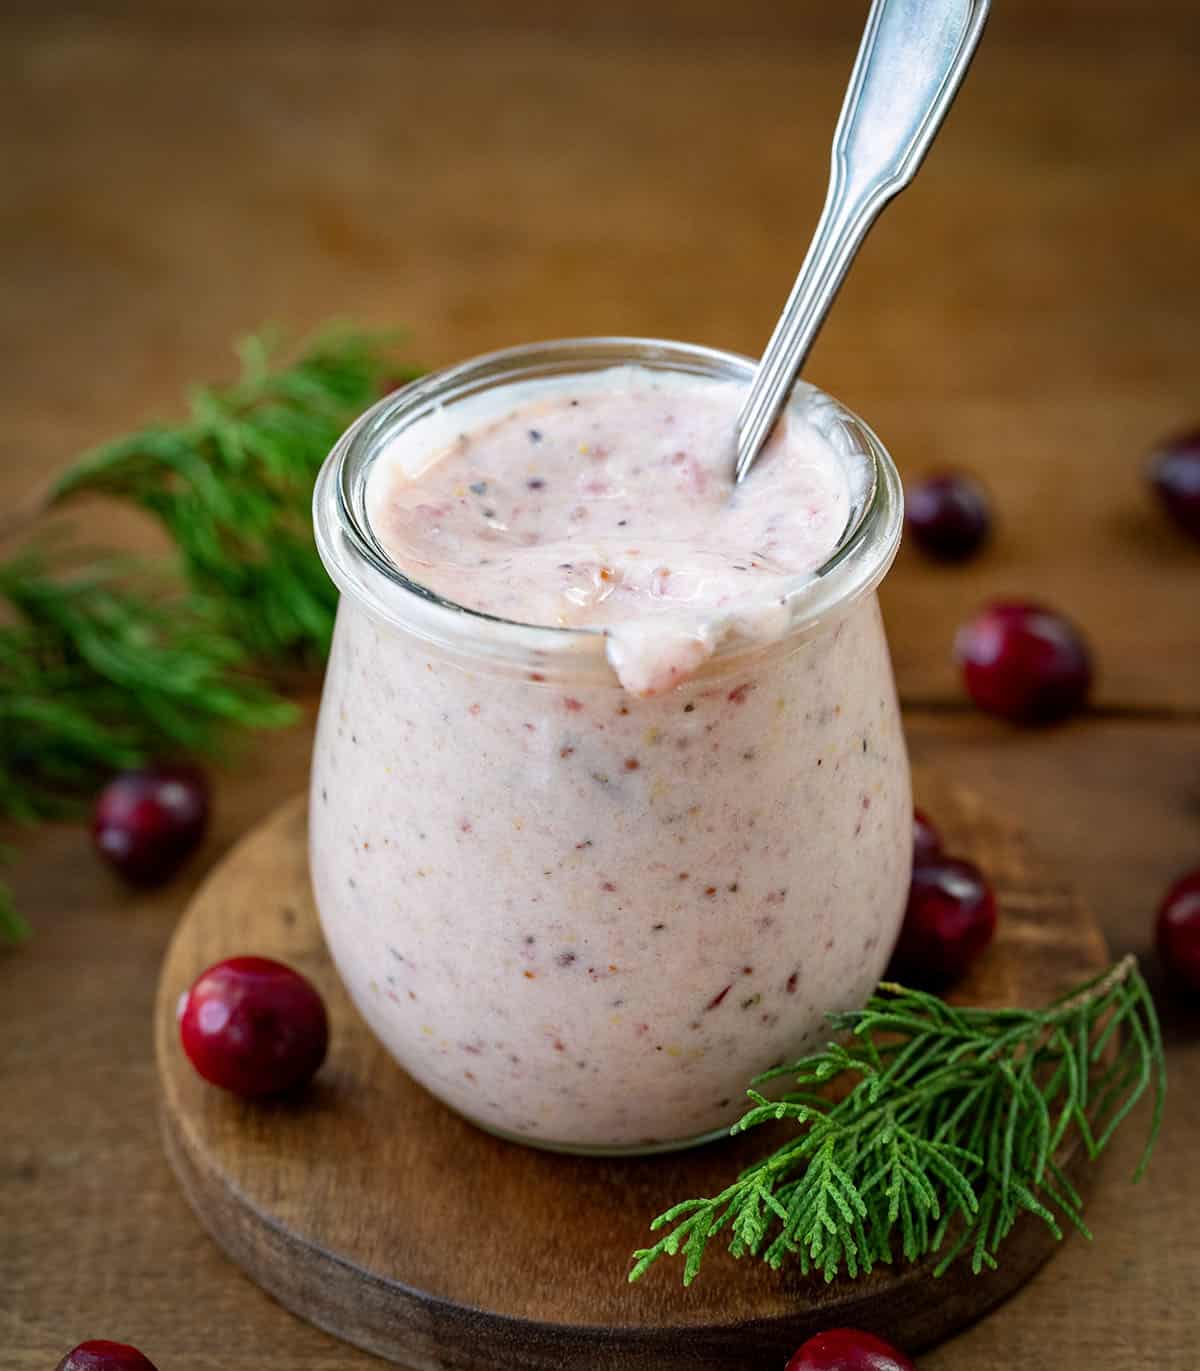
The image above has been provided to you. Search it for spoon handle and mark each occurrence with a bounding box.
[734,0,990,482]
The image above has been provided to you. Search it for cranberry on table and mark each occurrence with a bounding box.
[906,471,991,561]
[55,1342,159,1371]
[912,809,942,866]
[1148,429,1200,542]
[1156,867,1200,994]
[891,857,996,990]
[92,764,210,886]
[786,1327,917,1371]
[179,956,329,1097]
[955,600,1092,725]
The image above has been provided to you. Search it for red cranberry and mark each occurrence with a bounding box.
[955,601,1092,725]
[55,1342,159,1371]
[891,858,996,989]
[1148,430,1200,542]
[92,764,210,886]
[906,472,991,561]
[786,1327,916,1371]
[912,809,942,865]
[179,956,329,1097]
[1156,867,1200,994]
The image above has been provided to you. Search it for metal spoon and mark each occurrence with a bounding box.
[734,0,990,483]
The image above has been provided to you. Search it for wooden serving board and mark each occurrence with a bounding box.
[155,774,1109,1370]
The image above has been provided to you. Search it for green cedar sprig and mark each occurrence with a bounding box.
[47,326,421,665]
[0,326,420,941]
[0,551,298,937]
[0,849,27,945]
[0,550,296,818]
[629,957,1165,1286]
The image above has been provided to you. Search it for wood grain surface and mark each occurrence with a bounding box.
[154,778,1108,1369]
[4,715,1197,1369]
[3,2,1199,1367]
[4,5,1200,710]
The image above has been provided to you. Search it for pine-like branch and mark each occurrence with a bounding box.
[47,326,420,665]
[0,865,29,945]
[0,326,420,945]
[0,550,296,827]
[629,957,1165,1286]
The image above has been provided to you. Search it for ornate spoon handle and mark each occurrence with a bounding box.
[735,0,991,483]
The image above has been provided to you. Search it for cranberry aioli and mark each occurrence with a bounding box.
[310,344,911,1153]
[368,368,854,695]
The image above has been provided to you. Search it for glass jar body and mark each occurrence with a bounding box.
[310,336,911,1154]
[310,593,910,1153]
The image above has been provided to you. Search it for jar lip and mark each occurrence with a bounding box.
[313,337,904,674]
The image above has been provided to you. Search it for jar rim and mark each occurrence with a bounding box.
[312,337,904,680]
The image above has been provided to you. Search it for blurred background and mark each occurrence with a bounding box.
[2,3,1199,1368]
[4,0,1198,705]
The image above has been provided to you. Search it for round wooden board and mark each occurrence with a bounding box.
[155,773,1109,1370]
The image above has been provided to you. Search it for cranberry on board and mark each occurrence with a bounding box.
[1156,867,1200,994]
[905,471,991,561]
[891,857,997,990]
[178,956,329,1097]
[955,601,1092,725]
[55,1342,159,1371]
[1148,429,1200,542]
[92,764,210,886]
[912,809,942,865]
[785,1327,917,1371]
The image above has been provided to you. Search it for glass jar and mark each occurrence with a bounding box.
[311,338,910,1155]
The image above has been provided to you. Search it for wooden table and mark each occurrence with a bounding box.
[3,3,1198,1366]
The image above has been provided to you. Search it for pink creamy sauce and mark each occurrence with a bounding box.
[314,365,910,1151]
[369,370,852,694]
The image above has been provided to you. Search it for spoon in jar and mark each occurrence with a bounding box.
[734,0,991,483]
